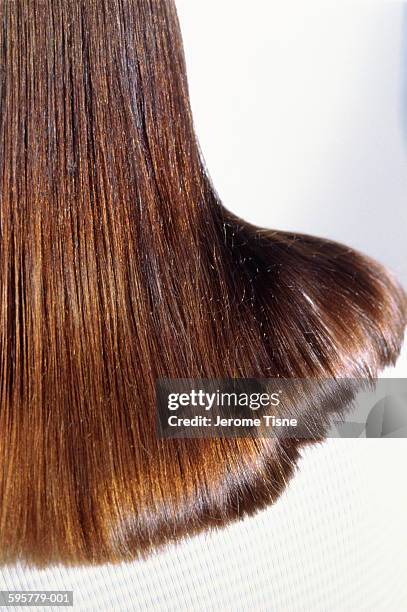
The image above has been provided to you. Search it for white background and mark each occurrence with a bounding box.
[1,2,406,610]
[178,0,407,287]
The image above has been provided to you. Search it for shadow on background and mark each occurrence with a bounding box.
[401,6,407,155]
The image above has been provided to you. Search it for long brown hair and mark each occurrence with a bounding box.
[0,0,405,566]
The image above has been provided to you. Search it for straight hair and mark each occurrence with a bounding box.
[0,0,405,566]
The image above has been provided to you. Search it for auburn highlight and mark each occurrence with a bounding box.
[0,0,405,566]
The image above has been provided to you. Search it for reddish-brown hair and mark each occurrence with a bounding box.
[0,0,405,566]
